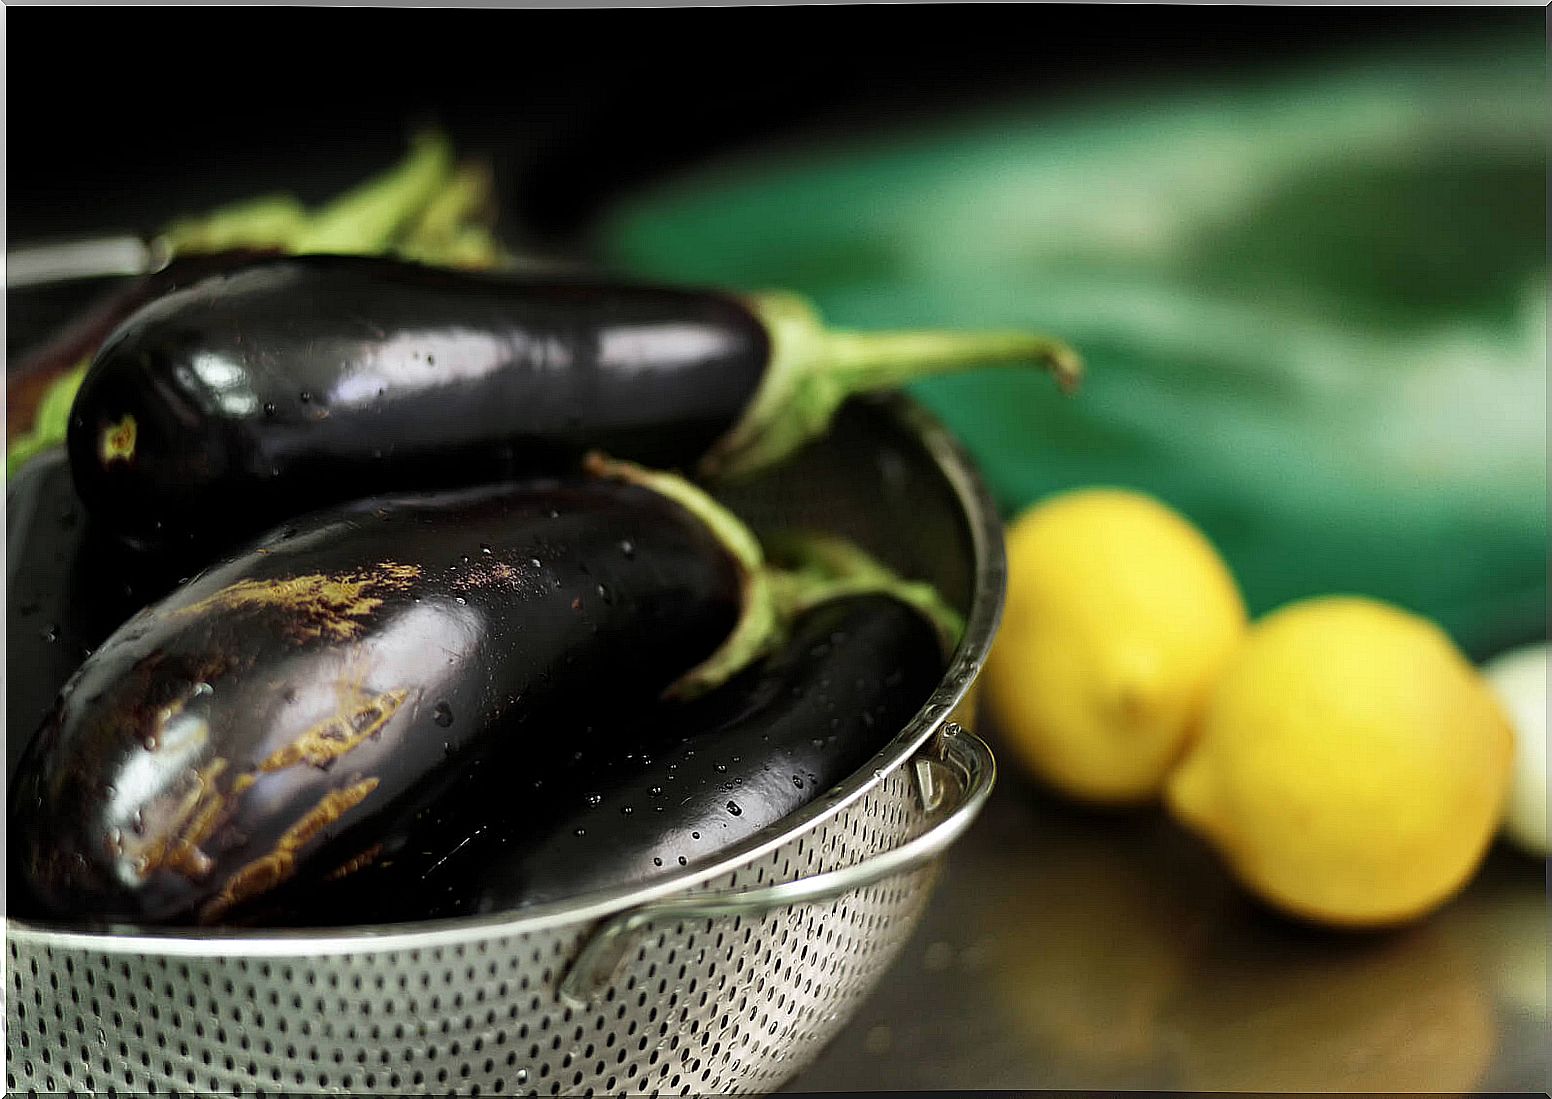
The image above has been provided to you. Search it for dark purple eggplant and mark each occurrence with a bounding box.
[66,253,1079,551]
[257,591,947,926]
[7,456,813,927]
[6,449,181,780]
[7,249,281,445]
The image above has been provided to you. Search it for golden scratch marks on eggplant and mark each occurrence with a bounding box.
[128,758,230,879]
[99,414,138,465]
[452,561,521,590]
[287,779,379,849]
[162,776,231,879]
[257,688,409,771]
[171,563,422,640]
[324,842,385,881]
[200,776,380,923]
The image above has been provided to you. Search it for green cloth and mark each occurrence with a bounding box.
[597,36,1547,659]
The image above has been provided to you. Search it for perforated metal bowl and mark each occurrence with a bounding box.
[4,394,1006,1097]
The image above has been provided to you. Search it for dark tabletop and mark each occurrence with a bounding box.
[781,720,1548,1094]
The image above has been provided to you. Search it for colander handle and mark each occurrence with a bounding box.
[558,721,996,1008]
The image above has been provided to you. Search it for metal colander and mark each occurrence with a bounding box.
[5,395,1006,1097]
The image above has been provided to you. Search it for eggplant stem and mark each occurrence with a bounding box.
[699,291,1082,481]
[764,532,965,658]
[582,455,965,699]
[582,453,777,701]
[293,130,456,254]
[823,328,1081,395]
[7,359,89,478]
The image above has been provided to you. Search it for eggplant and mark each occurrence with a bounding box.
[259,591,947,925]
[8,456,809,927]
[66,253,1079,551]
[6,449,180,779]
[7,249,280,445]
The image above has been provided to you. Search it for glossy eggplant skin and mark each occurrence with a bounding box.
[8,476,742,927]
[264,593,942,926]
[67,254,768,551]
[6,450,180,781]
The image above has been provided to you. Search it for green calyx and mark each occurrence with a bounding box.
[583,454,964,701]
[7,361,88,479]
[697,291,1083,482]
[155,129,508,267]
[583,453,778,702]
[764,531,966,659]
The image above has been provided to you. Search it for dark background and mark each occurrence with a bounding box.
[6,5,1538,253]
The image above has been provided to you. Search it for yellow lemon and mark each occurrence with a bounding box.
[983,488,1248,805]
[1166,596,1514,928]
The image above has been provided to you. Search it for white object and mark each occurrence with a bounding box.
[1483,642,1549,857]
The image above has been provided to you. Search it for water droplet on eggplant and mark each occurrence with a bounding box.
[432,701,454,727]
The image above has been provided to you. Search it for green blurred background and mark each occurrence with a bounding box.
[9,8,1546,661]
[592,33,1546,660]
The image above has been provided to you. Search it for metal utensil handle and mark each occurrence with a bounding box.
[7,234,170,289]
[558,722,995,1008]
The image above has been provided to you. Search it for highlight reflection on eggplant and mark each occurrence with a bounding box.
[257,592,948,926]
[9,457,811,927]
[67,253,1079,551]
